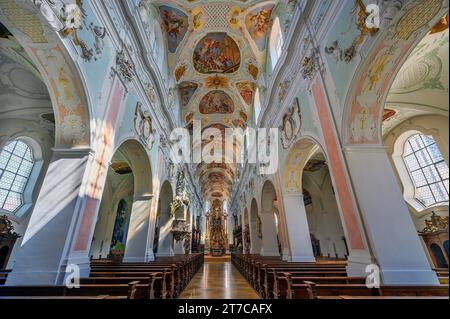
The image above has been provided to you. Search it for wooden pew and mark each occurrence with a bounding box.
[434,268,449,284]
[88,253,204,298]
[0,281,141,299]
[81,272,166,299]
[262,267,347,298]
[0,270,11,285]
[276,272,366,299]
[304,281,449,299]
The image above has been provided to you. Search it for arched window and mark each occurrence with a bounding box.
[403,134,449,208]
[270,17,284,70]
[0,140,35,213]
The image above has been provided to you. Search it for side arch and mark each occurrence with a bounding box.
[0,1,92,148]
[342,0,448,146]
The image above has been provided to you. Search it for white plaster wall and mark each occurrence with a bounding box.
[304,170,347,259]
[384,114,449,267]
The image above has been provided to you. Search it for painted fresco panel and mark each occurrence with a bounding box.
[160,5,189,54]
[193,32,241,74]
[245,4,275,51]
[200,90,235,114]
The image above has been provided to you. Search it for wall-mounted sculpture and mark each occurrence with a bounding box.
[280,98,302,149]
[116,50,134,82]
[134,102,155,149]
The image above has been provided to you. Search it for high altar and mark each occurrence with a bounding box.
[204,200,228,256]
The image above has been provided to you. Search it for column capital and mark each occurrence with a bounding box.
[51,147,94,158]
[284,192,304,199]
[134,194,154,201]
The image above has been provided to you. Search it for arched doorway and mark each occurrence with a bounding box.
[249,199,262,254]
[260,181,280,257]
[156,181,174,257]
[89,139,152,262]
[283,138,348,262]
[302,149,348,260]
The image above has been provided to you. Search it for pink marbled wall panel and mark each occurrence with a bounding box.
[73,81,125,252]
[312,79,365,250]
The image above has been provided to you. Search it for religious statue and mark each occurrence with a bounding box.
[169,190,190,218]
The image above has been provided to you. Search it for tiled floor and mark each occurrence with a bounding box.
[179,257,260,299]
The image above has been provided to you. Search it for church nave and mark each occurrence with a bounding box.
[180,257,259,300]
[0,0,449,306]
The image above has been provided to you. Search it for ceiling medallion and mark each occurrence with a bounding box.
[205,75,229,89]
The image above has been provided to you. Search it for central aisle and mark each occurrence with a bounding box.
[179,256,260,299]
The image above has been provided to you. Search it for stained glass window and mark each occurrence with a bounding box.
[403,134,449,208]
[0,140,34,213]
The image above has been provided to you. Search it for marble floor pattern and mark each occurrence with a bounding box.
[179,257,260,299]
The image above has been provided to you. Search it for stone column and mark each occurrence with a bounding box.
[156,207,174,257]
[283,193,316,262]
[123,195,154,262]
[200,214,206,245]
[249,218,262,254]
[345,146,439,284]
[260,209,280,257]
[173,239,185,255]
[6,148,91,285]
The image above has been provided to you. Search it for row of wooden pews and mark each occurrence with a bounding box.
[0,270,10,285]
[435,268,449,284]
[0,253,204,299]
[232,253,449,300]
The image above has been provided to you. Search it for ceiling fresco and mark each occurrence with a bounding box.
[199,90,235,114]
[245,4,275,51]
[193,32,241,74]
[159,5,189,53]
[148,0,281,201]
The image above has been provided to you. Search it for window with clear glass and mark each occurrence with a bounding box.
[0,140,35,213]
[270,18,284,70]
[254,88,261,124]
[403,134,449,207]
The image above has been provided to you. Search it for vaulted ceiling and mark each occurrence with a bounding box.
[383,15,449,135]
[147,0,281,202]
